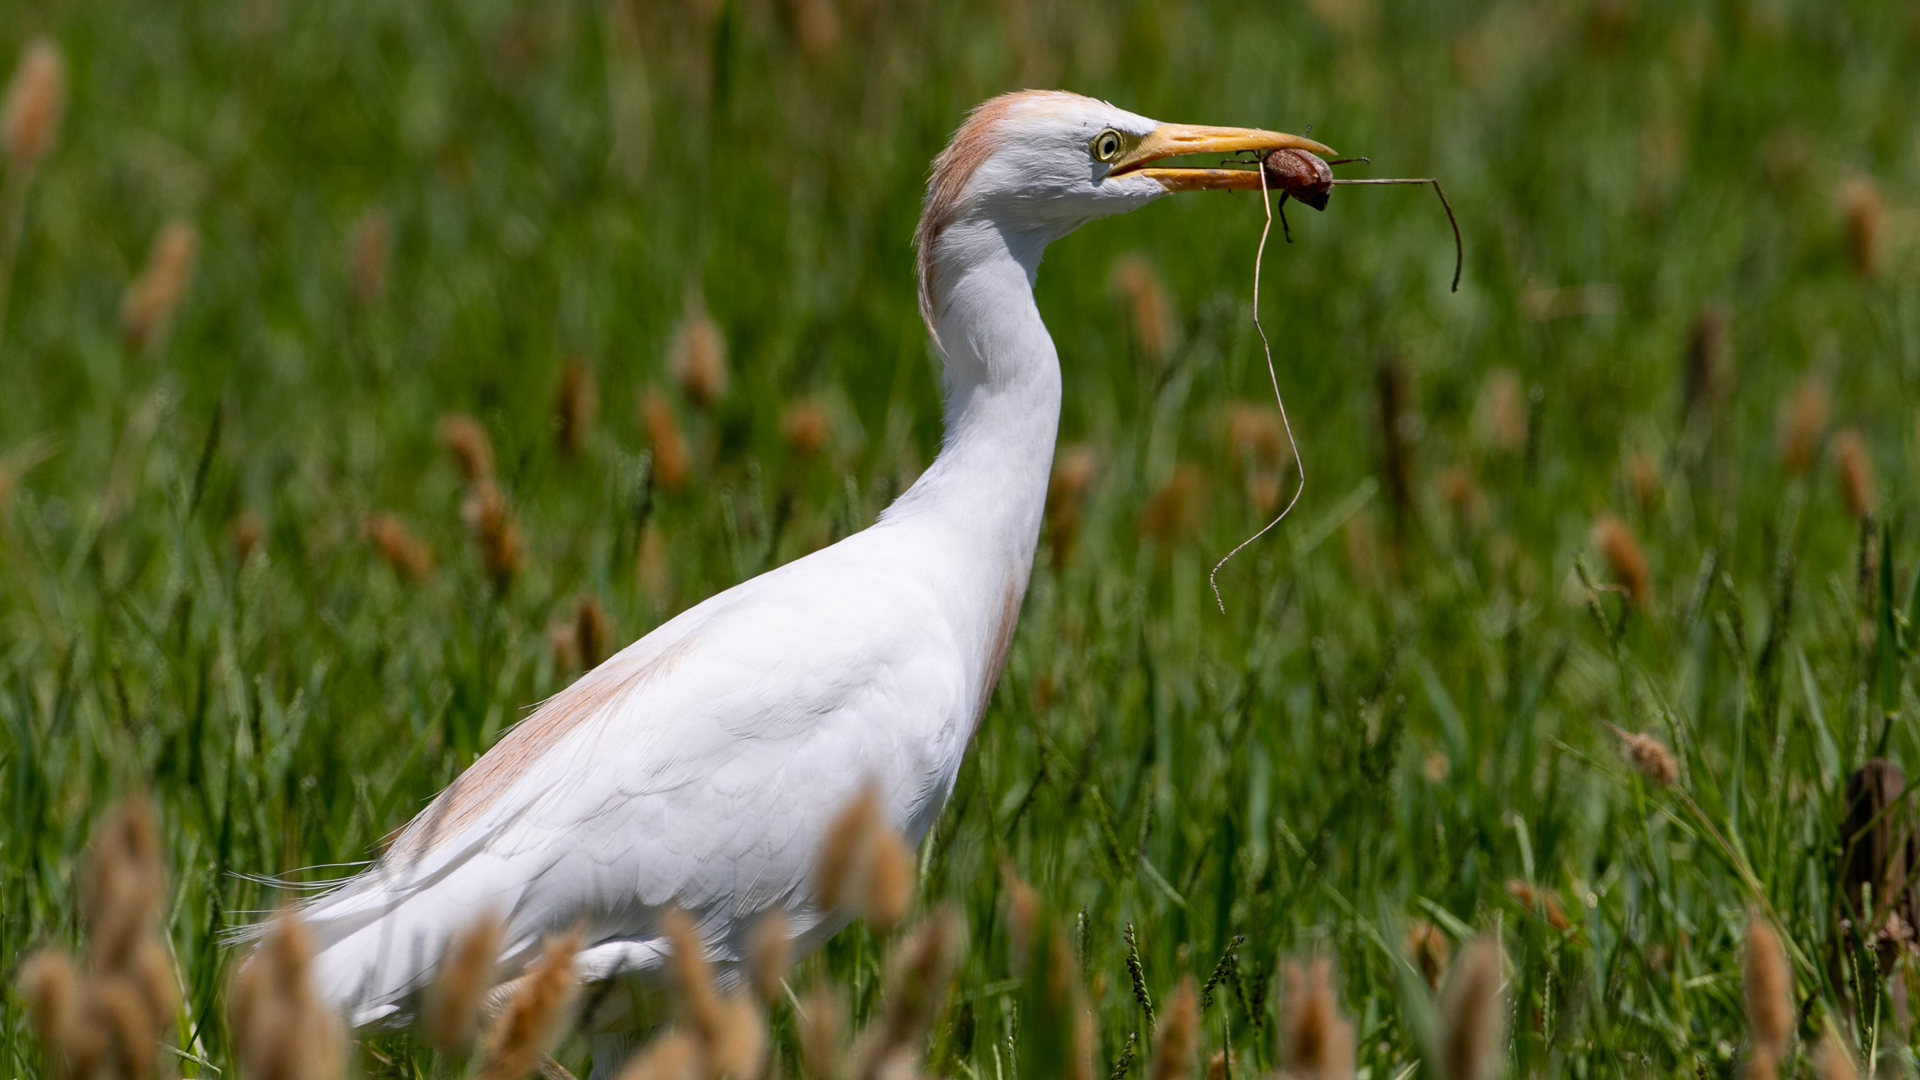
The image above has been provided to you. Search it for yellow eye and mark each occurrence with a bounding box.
[1092,129,1125,163]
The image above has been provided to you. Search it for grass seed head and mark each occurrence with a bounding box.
[574,595,612,669]
[1683,304,1733,419]
[479,927,581,1080]
[863,906,960,1070]
[1744,1045,1776,1080]
[1225,403,1285,472]
[462,482,524,589]
[1283,956,1355,1080]
[121,220,199,353]
[89,975,160,1080]
[83,798,166,972]
[780,399,832,457]
[1841,177,1885,276]
[1613,726,1678,786]
[1742,916,1792,1060]
[127,938,180,1041]
[1502,880,1570,931]
[229,912,345,1080]
[669,301,729,409]
[798,986,845,1080]
[1405,921,1449,991]
[614,1030,701,1080]
[426,911,505,1054]
[1831,428,1876,521]
[1110,253,1176,365]
[1139,464,1207,548]
[2,39,64,169]
[1590,514,1651,610]
[639,389,691,491]
[815,782,883,914]
[440,414,496,488]
[1777,376,1829,476]
[1150,975,1199,1080]
[661,908,727,1052]
[637,523,671,609]
[555,360,597,459]
[1477,370,1527,454]
[363,513,434,580]
[864,825,915,935]
[1812,1031,1859,1080]
[999,858,1040,964]
[1438,934,1503,1080]
[1046,444,1101,565]
[348,211,389,306]
[1627,451,1661,512]
[17,947,82,1055]
[229,510,267,564]
[747,909,791,1005]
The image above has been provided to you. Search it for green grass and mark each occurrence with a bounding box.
[5,0,1920,1076]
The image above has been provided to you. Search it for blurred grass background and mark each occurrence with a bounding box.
[5,0,1920,1075]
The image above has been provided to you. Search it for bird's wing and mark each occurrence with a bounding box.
[302,537,977,1024]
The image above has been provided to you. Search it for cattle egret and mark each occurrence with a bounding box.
[287,90,1330,1057]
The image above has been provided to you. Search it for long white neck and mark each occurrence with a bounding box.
[882,218,1060,590]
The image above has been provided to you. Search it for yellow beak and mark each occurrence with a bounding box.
[1108,123,1335,191]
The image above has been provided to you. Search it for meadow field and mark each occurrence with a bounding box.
[4,0,1919,1076]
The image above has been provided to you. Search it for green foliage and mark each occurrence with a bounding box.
[4,0,1920,1076]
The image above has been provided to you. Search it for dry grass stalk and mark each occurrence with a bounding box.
[1742,916,1792,1061]
[799,986,846,1080]
[229,510,266,564]
[1841,177,1885,276]
[574,595,612,668]
[780,399,833,458]
[440,413,496,488]
[426,911,505,1054]
[1405,921,1449,991]
[1438,934,1503,1080]
[856,907,960,1080]
[2,39,64,169]
[1682,305,1732,420]
[1777,376,1829,476]
[1111,253,1176,365]
[669,300,728,409]
[1150,975,1199,1080]
[639,389,691,491]
[1831,428,1876,521]
[478,928,582,1080]
[1139,464,1207,548]
[1282,956,1355,1080]
[229,912,345,1080]
[1627,451,1661,512]
[1812,1030,1859,1080]
[747,909,791,1005]
[348,210,389,306]
[121,220,198,353]
[555,359,597,459]
[1503,879,1571,932]
[363,513,434,580]
[1590,514,1652,610]
[613,1030,701,1080]
[1478,370,1527,454]
[1046,444,1100,566]
[1611,725,1678,786]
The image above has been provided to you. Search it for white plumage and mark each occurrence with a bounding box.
[284,90,1328,1053]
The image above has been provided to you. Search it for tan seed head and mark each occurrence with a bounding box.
[865,826,915,936]
[1742,916,1792,1061]
[440,414,496,488]
[780,399,833,458]
[1405,921,1449,991]
[1438,934,1504,1080]
[815,782,883,913]
[555,360,597,459]
[574,595,612,669]
[363,513,434,580]
[639,389,690,491]
[1282,955,1355,1080]
[1831,428,1876,521]
[1478,369,1528,454]
[426,911,505,1054]
[1111,253,1176,365]
[1613,726,1678,786]
[1812,1030,1859,1080]
[669,301,728,409]
[1777,377,1829,476]
[478,928,581,1080]
[349,211,389,306]
[747,909,791,1005]
[1591,514,1652,610]
[2,39,64,169]
[1150,975,1200,1080]
[121,221,199,353]
[1841,178,1885,276]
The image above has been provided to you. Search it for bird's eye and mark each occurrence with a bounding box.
[1092,129,1125,163]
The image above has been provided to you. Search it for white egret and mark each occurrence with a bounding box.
[287,90,1329,1057]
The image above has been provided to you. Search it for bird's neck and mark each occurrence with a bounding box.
[883,219,1060,585]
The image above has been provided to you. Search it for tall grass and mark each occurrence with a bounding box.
[4,0,1920,1076]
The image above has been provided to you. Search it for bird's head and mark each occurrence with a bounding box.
[915,90,1332,328]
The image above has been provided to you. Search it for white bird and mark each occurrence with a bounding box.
[288,90,1328,1062]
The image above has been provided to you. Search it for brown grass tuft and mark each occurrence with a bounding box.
[1139,464,1207,548]
[121,221,199,353]
[348,211,389,306]
[639,389,691,492]
[574,595,612,669]
[478,928,581,1080]
[229,912,346,1080]
[747,909,791,1005]
[1477,369,1527,454]
[1111,253,1176,366]
[1831,428,1876,521]
[1612,726,1678,786]
[363,513,434,580]
[1405,921,1449,991]
[1438,934,1503,1080]
[1841,177,1885,277]
[668,300,728,409]
[1776,376,1829,476]
[1503,879,1571,932]
[554,359,597,459]
[426,911,505,1054]
[1742,916,1792,1061]
[1282,956,1355,1080]
[2,40,64,169]
[1150,975,1199,1080]
[1591,514,1652,610]
[780,399,833,458]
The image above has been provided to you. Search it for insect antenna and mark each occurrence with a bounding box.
[1329,176,1463,291]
